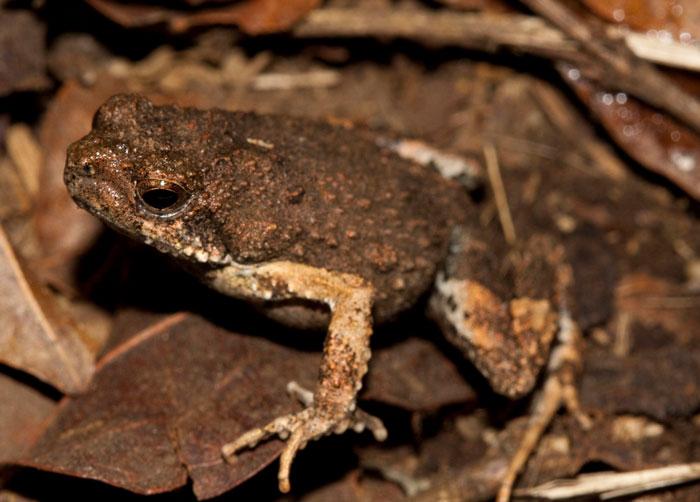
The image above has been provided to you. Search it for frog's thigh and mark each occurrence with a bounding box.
[429,227,561,398]
[207,261,375,406]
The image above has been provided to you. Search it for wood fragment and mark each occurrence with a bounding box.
[294,9,579,58]
[252,69,341,90]
[622,29,700,72]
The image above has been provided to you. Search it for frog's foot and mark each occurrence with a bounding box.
[221,381,387,493]
[496,299,592,502]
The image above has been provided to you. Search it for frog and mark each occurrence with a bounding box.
[64,94,575,498]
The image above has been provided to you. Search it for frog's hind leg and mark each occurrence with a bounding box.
[496,261,591,502]
[430,226,562,399]
[429,226,590,501]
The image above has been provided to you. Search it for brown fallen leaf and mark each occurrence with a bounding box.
[303,470,405,502]
[0,372,56,463]
[363,333,477,411]
[0,10,50,96]
[578,273,700,420]
[582,0,700,39]
[84,0,320,35]
[15,312,305,499]
[569,415,694,473]
[580,345,700,421]
[0,226,94,394]
[12,311,477,499]
[562,68,700,201]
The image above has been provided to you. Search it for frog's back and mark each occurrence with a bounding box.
[219,111,471,321]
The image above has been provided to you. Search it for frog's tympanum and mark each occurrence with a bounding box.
[65,95,568,496]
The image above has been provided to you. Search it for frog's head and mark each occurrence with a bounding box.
[64,94,235,265]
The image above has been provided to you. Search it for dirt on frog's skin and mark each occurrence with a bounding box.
[64,94,471,323]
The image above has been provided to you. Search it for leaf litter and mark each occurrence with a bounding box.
[1,0,700,500]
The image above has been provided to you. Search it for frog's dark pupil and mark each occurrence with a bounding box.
[142,188,180,210]
[136,180,190,216]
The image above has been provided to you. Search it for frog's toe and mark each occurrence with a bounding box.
[221,407,312,461]
[221,387,386,493]
[274,407,386,492]
[286,380,388,440]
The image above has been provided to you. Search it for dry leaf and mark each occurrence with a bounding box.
[22,312,313,499]
[363,335,476,410]
[582,0,700,39]
[615,273,700,338]
[0,227,94,394]
[580,345,700,420]
[0,10,50,96]
[303,471,404,502]
[0,372,56,463]
[84,0,320,35]
[13,311,477,499]
[563,69,700,201]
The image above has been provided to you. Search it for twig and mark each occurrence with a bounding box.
[483,143,516,246]
[514,463,700,500]
[530,80,628,182]
[295,9,579,59]
[519,0,700,135]
[293,7,700,135]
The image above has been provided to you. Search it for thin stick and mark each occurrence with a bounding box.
[483,142,517,246]
[515,463,700,500]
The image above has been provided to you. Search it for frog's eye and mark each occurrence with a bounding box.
[136,179,191,217]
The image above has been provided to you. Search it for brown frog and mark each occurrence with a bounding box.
[64,94,570,497]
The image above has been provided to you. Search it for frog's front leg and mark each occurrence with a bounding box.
[206,261,387,493]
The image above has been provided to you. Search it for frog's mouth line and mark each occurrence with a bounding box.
[111,215,235,267]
